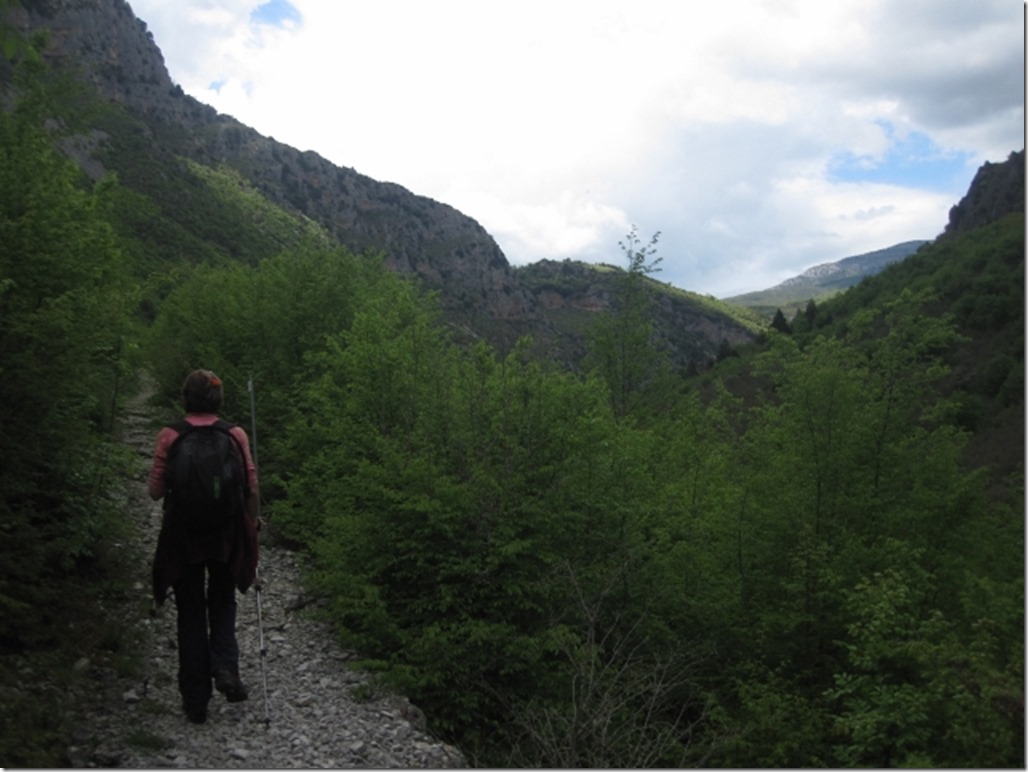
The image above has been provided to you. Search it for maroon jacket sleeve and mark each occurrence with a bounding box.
[148,426,179,500]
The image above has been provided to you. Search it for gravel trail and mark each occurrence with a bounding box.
[66,377,466,768]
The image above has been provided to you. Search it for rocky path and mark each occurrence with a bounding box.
[67,378,466,768]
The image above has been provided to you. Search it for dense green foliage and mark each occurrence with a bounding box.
[143,223,1024,766]
[514,253,765,371]
[0,63,139,765]
[795,213,1025,482]
[0,46,1022,767]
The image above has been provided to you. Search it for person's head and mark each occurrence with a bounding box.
[182,369,223,414]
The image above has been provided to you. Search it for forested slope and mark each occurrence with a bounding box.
[0,20,1023,770]
[143,208,1024,768]
[793,209,1024,485]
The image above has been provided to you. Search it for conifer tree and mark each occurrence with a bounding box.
[771,307,792,333]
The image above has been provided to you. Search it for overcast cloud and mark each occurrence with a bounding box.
[127,0,1023,297]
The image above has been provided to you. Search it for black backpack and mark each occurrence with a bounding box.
[165,420,247,532]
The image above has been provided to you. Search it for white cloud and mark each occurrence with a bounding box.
[467,189,628,254]
[128,0,1024,297]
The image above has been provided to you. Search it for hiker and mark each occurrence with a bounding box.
[148,369,260,724]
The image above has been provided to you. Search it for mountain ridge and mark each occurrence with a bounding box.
[3,0,1023,368]
[726,240,929,312]
[5,0,539,340]
[2,0,758,365]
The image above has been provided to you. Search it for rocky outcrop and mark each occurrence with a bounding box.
[517,259,759,371]
[945,149,1025,235]
[6,0,540,348]
[3,0,763,367]
[192,122,539,337]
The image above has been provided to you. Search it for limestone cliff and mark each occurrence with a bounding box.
[6,0,539,348]
[3,0,759,364]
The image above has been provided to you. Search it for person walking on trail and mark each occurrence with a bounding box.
[148,369,261,725]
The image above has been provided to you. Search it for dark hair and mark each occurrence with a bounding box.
[182,369,224,414]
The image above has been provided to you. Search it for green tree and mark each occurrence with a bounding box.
[829,545,1023,767]
[145,243,383,482]
[770,307,791,334]
[804,298,817,327]
[0,71,134,640]
[585,226,671,421]
[0,60,136,766]
[1,0,41,64]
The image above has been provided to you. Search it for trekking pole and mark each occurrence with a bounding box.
[254,567,270,727]
[247,376,271,727]
[142,598,157,698]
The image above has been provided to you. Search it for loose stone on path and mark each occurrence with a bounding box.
[66,376,465,768]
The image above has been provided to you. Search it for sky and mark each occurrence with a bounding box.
[127,0,1024,297]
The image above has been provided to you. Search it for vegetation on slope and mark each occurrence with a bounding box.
[141,205,1025,767]
[793,211,1025,483]
[726,240,929,318]
[0,59,141,766]
[516,255,764,372]
[0,45,1023,769]
[146,233,1022,768]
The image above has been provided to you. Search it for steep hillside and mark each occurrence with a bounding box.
[3,0,540,349]
[814,211,1024,483]
[1,0,756,367]
[517,259,762,371]
[726,240,928,315]
[698,148,1024,490]
[742,149,1023,486]
[944,149,1025,235]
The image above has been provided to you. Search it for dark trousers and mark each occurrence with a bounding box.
[173,560,239,709]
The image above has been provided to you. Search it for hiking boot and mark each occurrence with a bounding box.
[214,669,248,702]
[184,702,207,724]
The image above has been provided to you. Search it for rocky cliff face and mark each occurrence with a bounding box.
[193,123,538,337]
[517,259,759,371]
[945,149,1025,235]
[4,0,759,365]
[7,0,540,347]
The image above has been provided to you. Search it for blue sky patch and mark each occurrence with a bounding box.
[829,124,974,192]
[251,0,302,27]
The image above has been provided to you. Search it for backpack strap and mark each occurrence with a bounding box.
[167,419,229,443]
[168,419,194,437]
[212,420,252,498]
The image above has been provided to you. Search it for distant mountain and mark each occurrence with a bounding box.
[2,1,1022,371]
[725,241,929,314]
